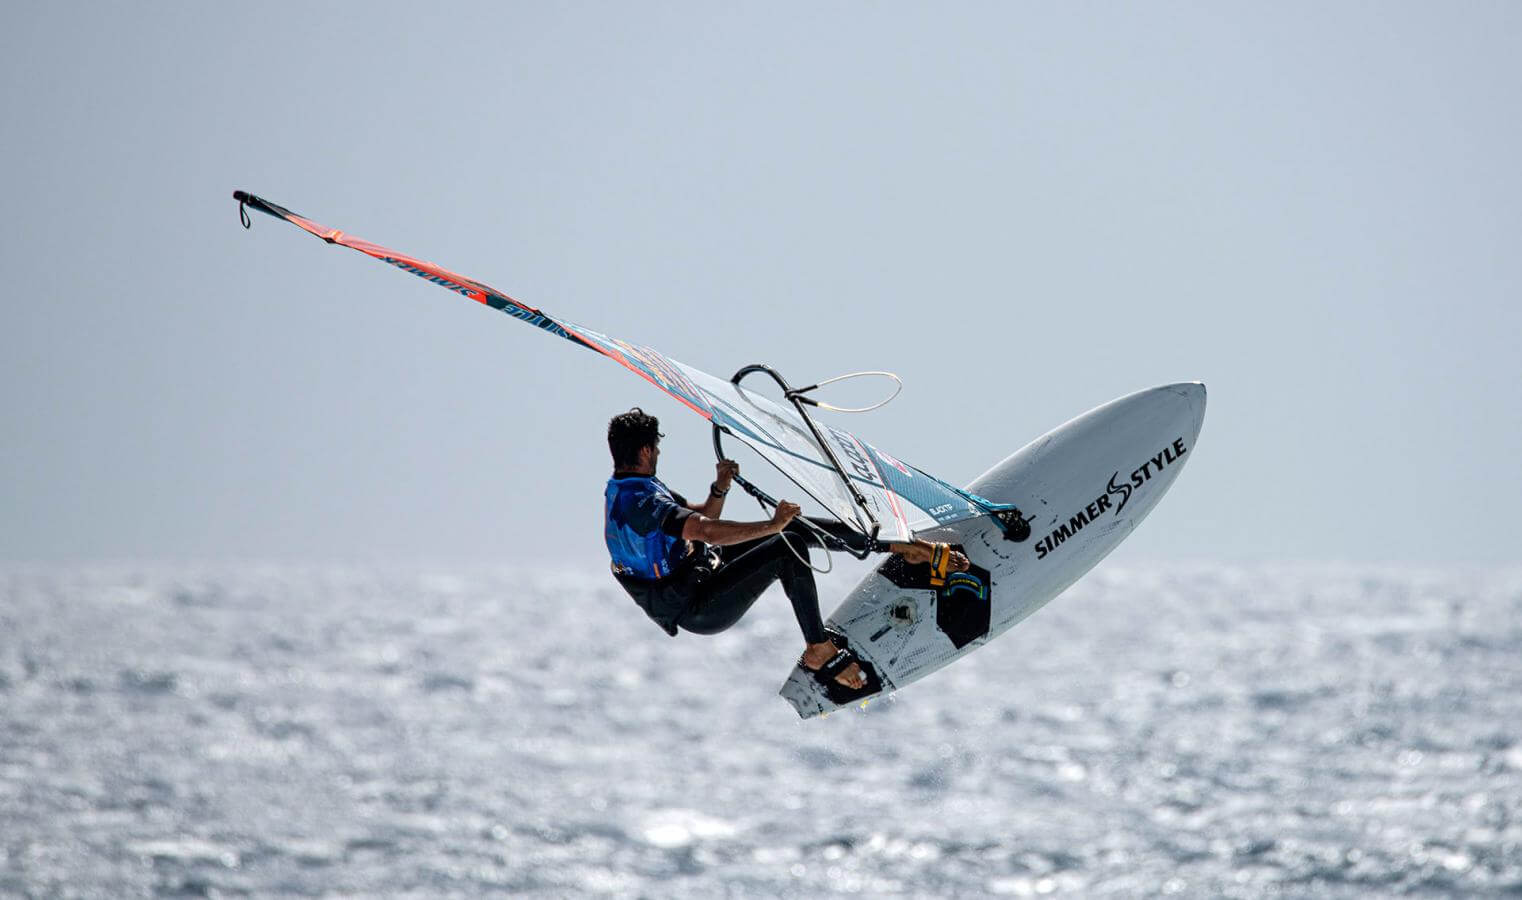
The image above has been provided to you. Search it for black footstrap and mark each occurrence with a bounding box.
[807,637,883,704]
[816,648,858,683]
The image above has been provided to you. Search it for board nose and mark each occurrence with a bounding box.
[1175,381,1207,438]
[1142,382,1207,445]
[1167,381,1206,401]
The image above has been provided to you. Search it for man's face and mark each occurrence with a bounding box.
[643,440,659,473]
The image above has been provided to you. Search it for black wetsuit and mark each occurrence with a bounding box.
[676,517,866,643]
[605,472,866,642]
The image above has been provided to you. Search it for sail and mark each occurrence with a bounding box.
[233,191,1006,543]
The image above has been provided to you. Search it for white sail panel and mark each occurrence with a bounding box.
[232,190,999,546]
[676,364,916,543]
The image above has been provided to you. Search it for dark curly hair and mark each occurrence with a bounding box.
[608,407,663,469]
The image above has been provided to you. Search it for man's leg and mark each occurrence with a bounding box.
[678,516,876,634]
[678,520,873,689]
[677,532,827,642]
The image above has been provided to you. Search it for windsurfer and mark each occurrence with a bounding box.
[604,408,970,690]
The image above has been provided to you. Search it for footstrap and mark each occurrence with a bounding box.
[817,647,858,682]
[929,542,952,588]
[810,638,880,703]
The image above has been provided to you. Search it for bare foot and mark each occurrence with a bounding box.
[895,539,971,572]
[803,640,866,689]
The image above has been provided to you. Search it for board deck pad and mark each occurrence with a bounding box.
[780,382,1207,718]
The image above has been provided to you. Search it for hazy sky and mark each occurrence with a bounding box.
[2,3,1518,565]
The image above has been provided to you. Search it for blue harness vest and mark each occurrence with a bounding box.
[605,475,689,579]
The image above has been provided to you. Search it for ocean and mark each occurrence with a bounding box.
[3,562,1519,898]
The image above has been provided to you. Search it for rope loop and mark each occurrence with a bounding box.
[746,492,834,575]
[789,371,902,413]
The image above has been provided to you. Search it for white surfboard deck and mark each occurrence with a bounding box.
[780,382,1207,718]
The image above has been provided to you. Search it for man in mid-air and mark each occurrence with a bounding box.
[604,408,969,693]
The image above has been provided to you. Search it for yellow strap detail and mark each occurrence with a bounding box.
[929,543,950,587]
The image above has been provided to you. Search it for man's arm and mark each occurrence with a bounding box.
[675,499,974,571]
[686,459,739,519]
[682,501,799,547]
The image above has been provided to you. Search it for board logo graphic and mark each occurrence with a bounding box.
[1105,437,1189,515]
[1105,472,1134,515]
[1035,437,1188,560]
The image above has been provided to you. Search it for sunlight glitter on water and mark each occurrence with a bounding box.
[2,562,1520,896]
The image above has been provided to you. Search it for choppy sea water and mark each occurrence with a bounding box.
[2,562,1520,898]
